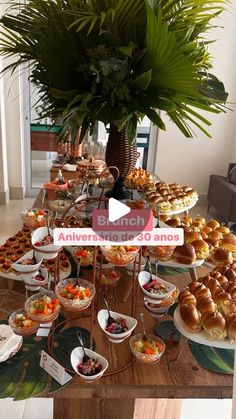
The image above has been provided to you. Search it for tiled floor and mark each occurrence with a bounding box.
[0,198,234,418]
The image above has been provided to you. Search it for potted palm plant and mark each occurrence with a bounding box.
[0,0,228,198]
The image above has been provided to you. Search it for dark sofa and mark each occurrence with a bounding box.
[207,163,236,228]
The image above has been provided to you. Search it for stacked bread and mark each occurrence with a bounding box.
[161,215,236,264]
[178,263,236,342]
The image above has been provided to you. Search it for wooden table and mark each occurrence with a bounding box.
[30,192,233,418]
[51,265,232,418]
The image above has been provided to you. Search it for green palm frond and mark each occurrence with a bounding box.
[0,0,229,143]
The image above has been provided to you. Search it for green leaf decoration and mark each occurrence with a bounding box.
[189,342,234,375]
[155,319,181,342]
[156,319,234,375]
[0,319,93,400]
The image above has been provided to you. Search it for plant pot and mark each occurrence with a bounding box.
[105,124,138,199]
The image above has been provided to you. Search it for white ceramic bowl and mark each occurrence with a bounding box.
[31,227,62,259]
[97,309,137,343]
[125,256,146,275]
[138,271,175,300]
[70,347,108,382]
[22,267,48,291]
[12,250,42,274]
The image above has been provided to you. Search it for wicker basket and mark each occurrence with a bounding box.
[105,124,138,199]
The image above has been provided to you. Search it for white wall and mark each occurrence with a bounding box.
[155,3,236,195]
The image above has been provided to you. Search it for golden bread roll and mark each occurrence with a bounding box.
[188,281,203,294]
[195,216,206,225]
[201,226,212,235]
[225,268,236,281]
[206,219,221,230]
[191,239,210,260]
[212,248,233,266]
[215,226,230,235]
[184,231,202,244]
[227,315,236,343]
[220,234,236,255]
[174,244,196,264]
[197,297,217,314]
[217,275,229,287]
[202,312,227,340]
[179,304,201,333]
[208,230,223,241]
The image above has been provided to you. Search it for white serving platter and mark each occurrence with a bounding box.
[174,306,236,349]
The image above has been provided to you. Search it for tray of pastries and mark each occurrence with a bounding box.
[0,227,32,275]
[174,262,236,347]
[144,181,198,215]
[160,215,236,267]
[125,168,154,190]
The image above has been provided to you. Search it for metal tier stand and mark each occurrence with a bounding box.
[47,196,142,377]
[173,306,236,419]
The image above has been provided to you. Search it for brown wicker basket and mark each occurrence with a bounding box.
[105,123,138,198]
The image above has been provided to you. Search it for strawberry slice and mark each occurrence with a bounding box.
[143,279,158,290]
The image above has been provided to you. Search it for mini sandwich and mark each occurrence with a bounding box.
[220,234,236,257]
[191,240,210,260]
[208,230,223,241]
[175,244,196,265]
[180,303,201,333]
[184,231,202,244]
[212,248,233,266]
[158,200,172,213]
[202,312,227,340]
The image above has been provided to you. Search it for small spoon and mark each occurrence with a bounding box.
[140,312,147,341]
[103,295,116,326]
[146,254,152,282]
[46,212,50,236]
[77,331,90,363]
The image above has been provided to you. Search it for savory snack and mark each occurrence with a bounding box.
[206,219,220,230]
[220,234,236,256]
[191,240,210,260]
[211,248,233,266]
[20,208,50,229]
[202,312,227,340]
[179,304,201,333]
[174,244,196,265]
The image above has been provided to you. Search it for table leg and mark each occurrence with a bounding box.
[53,398,135,419]
[232,350,236,419]
[189,267,198,282]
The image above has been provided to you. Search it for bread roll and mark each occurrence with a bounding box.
[191,240,210,260]
[206,219,220,230]
[217,275,229,287]
[208,230,223,241]
[185,231,202,244]
[202,312,226,340]
[225,268,236,281]
[180,304,201,333]
[175,244,196,264]
[194,285,211,300]
[188,281,203,294]
[201,226,212,235]
[212,248,233,266]
[195,217,206,225]
[220,234,236,255]
[215,226,230,235]
[197,297,217,314]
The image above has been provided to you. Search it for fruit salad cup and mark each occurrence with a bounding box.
[100,245,139,266]
[25,290,61,323]
[55,278,95,312]
[129,333,165,364]
[9,308,40,336]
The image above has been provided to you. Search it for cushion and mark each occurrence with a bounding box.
[228,165,236,185]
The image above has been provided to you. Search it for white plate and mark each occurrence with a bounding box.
[63,164,77,172]
[149,257,205,269]
[174,306,236,349]
[12,250,42,274]
[158,199,198,216]
[138,271,176,299]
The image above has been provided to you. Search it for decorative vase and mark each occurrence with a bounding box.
[105,123,138,199]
